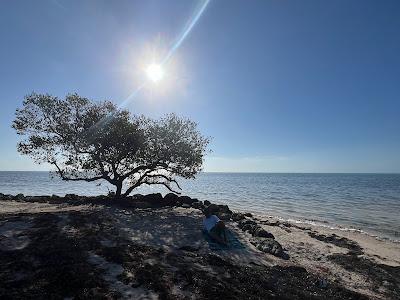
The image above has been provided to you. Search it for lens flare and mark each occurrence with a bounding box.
[163,0,211,64]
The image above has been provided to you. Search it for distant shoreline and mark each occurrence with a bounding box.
[1,170,400,174]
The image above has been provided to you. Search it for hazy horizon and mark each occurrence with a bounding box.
[0,170,399,175]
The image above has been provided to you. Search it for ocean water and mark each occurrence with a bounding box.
[0,171,399,241]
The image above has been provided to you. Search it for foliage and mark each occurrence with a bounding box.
[12,93,210,197]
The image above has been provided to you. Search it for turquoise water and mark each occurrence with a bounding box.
[0,172,399,241]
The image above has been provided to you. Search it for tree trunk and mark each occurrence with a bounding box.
[115,181,123,198]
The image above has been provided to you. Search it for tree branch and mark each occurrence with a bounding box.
[144,174,182,190]
[122,169,153,196]
[52,161,107,182]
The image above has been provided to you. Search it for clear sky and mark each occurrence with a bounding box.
[1,0,400,173]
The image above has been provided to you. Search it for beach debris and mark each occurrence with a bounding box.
[308,232,363,255]
[328,253,400,299]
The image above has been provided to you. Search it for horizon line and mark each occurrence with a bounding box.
[0,170,399,175]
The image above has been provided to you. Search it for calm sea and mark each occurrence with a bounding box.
[1,171,399,241]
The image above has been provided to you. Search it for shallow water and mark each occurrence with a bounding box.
[0,171,399,241]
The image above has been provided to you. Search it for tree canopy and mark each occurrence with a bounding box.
[12,93,210,197]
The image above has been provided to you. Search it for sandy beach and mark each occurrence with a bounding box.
[0,195,399,299]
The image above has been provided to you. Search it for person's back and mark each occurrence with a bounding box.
[203,214,220,232]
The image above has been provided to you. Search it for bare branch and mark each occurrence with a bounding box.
[144,174,182,190]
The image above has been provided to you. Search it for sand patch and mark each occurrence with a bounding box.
[0,220,32,251]
[0,200,93,215]
[88,252,158,299]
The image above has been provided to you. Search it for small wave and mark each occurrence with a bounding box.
[250,211,400,244]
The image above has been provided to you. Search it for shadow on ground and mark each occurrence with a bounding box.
[0,205,374,299]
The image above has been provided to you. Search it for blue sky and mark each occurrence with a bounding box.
[1,0,399,172]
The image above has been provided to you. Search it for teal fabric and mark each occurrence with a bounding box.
[203,229,245,250]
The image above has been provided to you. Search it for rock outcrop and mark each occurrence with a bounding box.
[237,215,287,258]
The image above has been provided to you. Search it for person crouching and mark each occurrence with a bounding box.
[203,207,228,246]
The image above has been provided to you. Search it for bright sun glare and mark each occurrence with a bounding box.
[145,63,164,82]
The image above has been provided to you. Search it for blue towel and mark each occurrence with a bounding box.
[203,229,245,250]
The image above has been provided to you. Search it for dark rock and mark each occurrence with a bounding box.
[13,193,25,200]
[163,193,179,206]
[217,204,232,214]
[204,200,211,206]
[181,203,191,209]
[203,203,233,217]
[231,212,245,221]
[238,219,257,229]
[179,196,196,205]
[178,245,199,252]
[132,194,144,200]
[191,201,204,210]
[281,222,293,228]
[252,238,285,258]
[65,194,79,201]
[131,202,152,209]
[242,224,256,232]
[249,225,261,234]
[3,194,13,200]
[206,203,219,213]
[86,195,108,205]
[253,227,275,239]
[260,220,280,226]
[25,196,51,203]
[142,193,163,206]
[244,212,253,217]
[217,212,231,221]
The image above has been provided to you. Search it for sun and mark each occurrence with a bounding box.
[145,63,164,83]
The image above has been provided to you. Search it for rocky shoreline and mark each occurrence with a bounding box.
[1,193,399,299]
